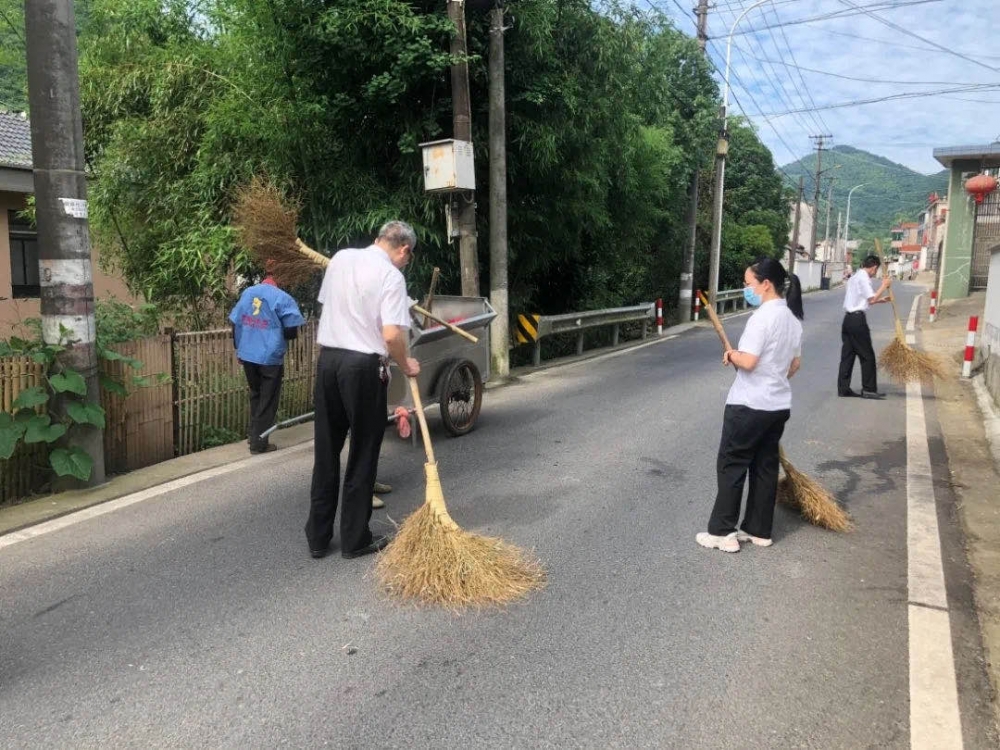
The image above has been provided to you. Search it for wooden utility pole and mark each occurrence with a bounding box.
[24,0,105,485]
[448,0,479,296]
[824,179,835,256]
[809,134,832,260]
[488,4,509,378]
[789,176,804,278]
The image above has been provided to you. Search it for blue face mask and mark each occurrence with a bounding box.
[743,285,763,307]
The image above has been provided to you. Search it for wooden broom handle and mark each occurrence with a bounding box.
[411,304,478,343]
[422,267,441,326]
[872,239,902,322]
[697,291,734,352]
[294,238,331,268]
[408,376,435,464]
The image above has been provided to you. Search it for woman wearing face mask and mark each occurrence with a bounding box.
[696,257,804,553]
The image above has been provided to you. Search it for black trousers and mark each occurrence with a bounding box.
[243,362,283,449]
[708,404,790,538]
[838,310,877,394]
[305,348,387,554]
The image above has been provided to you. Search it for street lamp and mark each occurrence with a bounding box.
[707,0,773,306]
[844,183,865,265]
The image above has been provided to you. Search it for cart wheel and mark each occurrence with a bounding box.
[438,359,483,436]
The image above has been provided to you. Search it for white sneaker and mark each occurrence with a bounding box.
[372,495,385,509]
[736,531,773,547]
[696,532,740,553]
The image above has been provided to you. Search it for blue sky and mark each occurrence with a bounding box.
[649,0,1000,175]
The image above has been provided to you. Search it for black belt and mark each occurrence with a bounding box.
[319,347,382,362]
[845,310,866,316]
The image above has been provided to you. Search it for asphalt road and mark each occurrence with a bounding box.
[1,284,996,748]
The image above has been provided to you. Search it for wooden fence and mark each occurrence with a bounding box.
[102,335,174,474]
[0,358,48,503]
[172,320,318,456]
[1,319,320,504]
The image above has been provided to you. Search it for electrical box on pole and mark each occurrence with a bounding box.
[420,139,476,193]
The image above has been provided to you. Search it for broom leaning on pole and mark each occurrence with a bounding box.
[696,291,852,532]
[872,239,948,383]
[232,177,545,606]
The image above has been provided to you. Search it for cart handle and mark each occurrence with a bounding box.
[410,303,478,344]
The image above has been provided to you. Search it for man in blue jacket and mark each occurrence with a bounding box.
[229,263,306,453]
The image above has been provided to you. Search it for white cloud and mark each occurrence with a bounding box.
[652,0,1000,174]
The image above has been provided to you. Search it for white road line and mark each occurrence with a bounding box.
[0,443,313,551]
[906,293,963,749]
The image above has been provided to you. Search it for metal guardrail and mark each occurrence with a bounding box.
[526,303,655,366]
[713,288,748,315]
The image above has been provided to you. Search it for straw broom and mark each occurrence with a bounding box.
[697,292,851,532]
[375,377,545,607]
[231,177,477,340]
[872,239,948,383]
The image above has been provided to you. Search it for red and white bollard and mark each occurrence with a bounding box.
[929,290,937,323]
[656,298,663,335]
[693,291,701,322]
[962,316,978,378]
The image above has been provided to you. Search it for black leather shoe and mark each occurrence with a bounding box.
[250,443,277,454]
[309,544,331,559]
[861,390,886,400]
[342,534,391,559]
[838,389,859,397]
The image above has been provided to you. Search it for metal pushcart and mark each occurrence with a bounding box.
[388,295,496,437]
[260,295,496,440]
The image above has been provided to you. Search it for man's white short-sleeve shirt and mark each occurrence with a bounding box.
[316,246,411,355]
[844,270,875,313]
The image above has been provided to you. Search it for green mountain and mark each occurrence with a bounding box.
[779,145,948,242]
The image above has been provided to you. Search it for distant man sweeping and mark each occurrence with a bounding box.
[305,221,420,560]
[838,255,891,399]
[229,262,306,453]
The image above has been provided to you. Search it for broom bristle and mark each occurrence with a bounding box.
[375,502,546,608]
[778,454,853,532]
[878,335,949,383]
[232,176,323,287]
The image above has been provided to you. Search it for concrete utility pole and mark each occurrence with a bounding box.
[448,0,479,296]
[809,134,832,260]
[824,178,835,258]
[789,176,803,279]
[488,4,509,378]
[836,210,843,263]
[24,0,105,485]
[678,0,710,320]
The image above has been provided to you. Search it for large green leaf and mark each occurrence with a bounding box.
[0,413,27,460]
[12,386,49,410]
[49,447,93,481]
[67,401,106,429]
[24,415,67,444]
[49,370,87,396]
[100,374,128,397]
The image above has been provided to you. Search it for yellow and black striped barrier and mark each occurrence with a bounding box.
[514,313,541,345]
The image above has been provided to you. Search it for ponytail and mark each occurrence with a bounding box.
[786,273,804,320]
[749,256,805,320]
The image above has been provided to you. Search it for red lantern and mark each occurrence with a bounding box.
[965,174,998,204]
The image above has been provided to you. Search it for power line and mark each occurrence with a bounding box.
[816,27,1000,60]
[760,84,1000,117]
[834,0,999,73]
[763,0,833,135]
[734,54,984,86]
[728,0,943,38]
